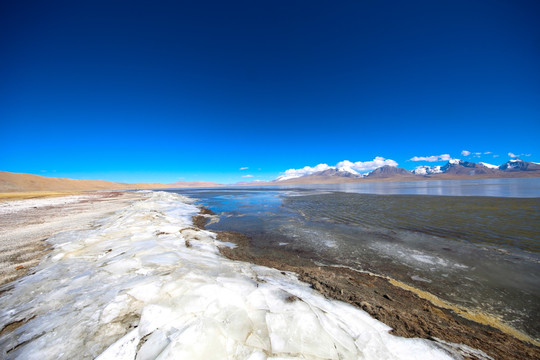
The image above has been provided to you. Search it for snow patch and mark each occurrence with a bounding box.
[479,162,499,169]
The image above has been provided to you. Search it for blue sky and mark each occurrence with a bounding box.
[1,1,539,184]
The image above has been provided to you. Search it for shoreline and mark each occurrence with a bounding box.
[3,190,476,359]
[189,211,540,360]
[1,192,537,359]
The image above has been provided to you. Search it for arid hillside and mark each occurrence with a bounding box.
[0,171,221,192]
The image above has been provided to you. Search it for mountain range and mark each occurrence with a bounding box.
[271,159,540,184]
[1,159,539,192]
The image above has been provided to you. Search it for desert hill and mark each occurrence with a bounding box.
[0,171,221,193]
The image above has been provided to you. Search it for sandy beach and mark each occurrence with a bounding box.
[0,191,538,359]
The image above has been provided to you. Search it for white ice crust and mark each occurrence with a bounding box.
[0,191,475,360]
[0,194,94,215]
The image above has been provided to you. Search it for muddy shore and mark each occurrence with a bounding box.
[192,211,539,360]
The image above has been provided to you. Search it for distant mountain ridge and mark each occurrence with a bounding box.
[273,158,540,184]
[365,165,418,179]
[421,158,540,176]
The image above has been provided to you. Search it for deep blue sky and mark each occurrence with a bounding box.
[1,1,539,183]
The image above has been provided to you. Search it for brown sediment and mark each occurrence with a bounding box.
[191,207,215,229]
[190,207,539,360]
[0,316,36,337]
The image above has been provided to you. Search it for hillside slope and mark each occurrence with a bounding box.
[0,171,222,192]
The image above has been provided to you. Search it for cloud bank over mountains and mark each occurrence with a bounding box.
[273,151,536,182]
[277,157,398,181]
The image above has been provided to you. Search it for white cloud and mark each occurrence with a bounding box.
[462,150,487,157]
[493,154,500,158]
[240,167,249,170]
[242,174,254,178]
[508,152,532,158]
[276,157,398,181]
[441,154,452,161]
[337,157,398,172]
[409,154,451,162]
[278,163,332,181]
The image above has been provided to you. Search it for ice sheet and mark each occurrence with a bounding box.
[0,191,478,359]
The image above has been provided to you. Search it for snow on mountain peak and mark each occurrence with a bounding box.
[335,160,360,175]
[412,165,442,175]
[275,157,397,181]
[479,162,499,169]
[275,163,332,181]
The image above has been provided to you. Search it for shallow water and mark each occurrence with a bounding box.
[173,179,540,341]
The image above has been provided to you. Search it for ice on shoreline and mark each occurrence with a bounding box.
[0,191,481,359]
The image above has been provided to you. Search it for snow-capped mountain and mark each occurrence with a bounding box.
[413,159,499,176]
[274,165,415,183]
[364,165,416,179]
[273,158,540,184]
[274,163,361,182]
[274,167,366,182]
[313,168,363,178]
[499,158,540,171]
[439,159,499,176]
[412,165,442,175]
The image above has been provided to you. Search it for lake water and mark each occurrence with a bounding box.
[170,178,540,341]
